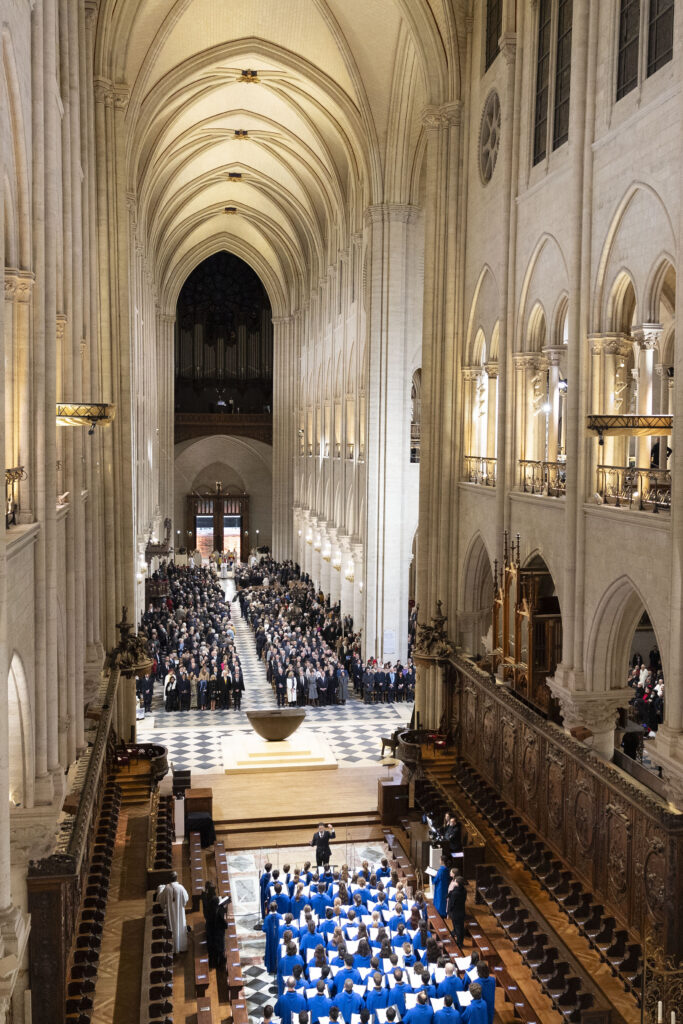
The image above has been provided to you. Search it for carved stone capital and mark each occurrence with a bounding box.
[462,365,481,382]
[546,679,632,737]
[363,203,419,227]
[94,77,114,106]
[421,101,463,131]
[588,333,633,356]
[542,346,565,367]
[55,314,68,344]
[4,269,34,302]
[483,362,499,379]
[512,352,540,369]
[632,323,663,349]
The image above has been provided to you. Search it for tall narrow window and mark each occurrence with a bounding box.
[553,0,573,149]
[648,0,675,76]
[485,0,502,70]
[533,0,552,165]
[617,0,641,99]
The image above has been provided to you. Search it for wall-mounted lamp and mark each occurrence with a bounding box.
[56,403,116,434]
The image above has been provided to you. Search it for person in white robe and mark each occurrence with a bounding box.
[157,872,190,953]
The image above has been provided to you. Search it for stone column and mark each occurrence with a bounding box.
[339,537,354,621]
[272,316,295,559]
[319,523,332,598]
[328,528,341,606]
[363,202,421,664]
[543,348,563,462]
[461,368,477,465]
[484,363,498,464]
[351,541,365,642]
[632,325,661,468]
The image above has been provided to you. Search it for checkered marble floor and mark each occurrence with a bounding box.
[137,579,413,772]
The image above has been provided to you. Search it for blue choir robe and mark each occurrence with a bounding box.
[275,990,307,1024]
[477,977,496,1024]
[332,967,361,995]
[412,932,428,952]
[353,953,371,969]
[355,888,371,906]
[365,987,389,1015]
[307,992,332,1023]
[436,976,465,999]
[433,866,449,918]
[329,952,347,968]
[332,990,363,1023]
[300,930,324,954]
[312,892,333,915]
[264,912,281,974]
[391,933,408,950]
[319,919,337,937]
[389,913,406,930]
[291,896,308,918]
[461,998,488,1024]
[274,891,292,914]
[388,982,412,1016]
[434,1007,462,1024]
[404,1004,434,1024]
[278,953,305,994]
[279,921,300,939]
[260,871,273,915]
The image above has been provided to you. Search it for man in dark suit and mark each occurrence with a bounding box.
[310,823,335,866]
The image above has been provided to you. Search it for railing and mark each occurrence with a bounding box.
[596,464,671,512]
[464,456,497,487]
[410,425,421,464]
[519,460,566,497]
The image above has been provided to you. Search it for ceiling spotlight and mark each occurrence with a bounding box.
[239,70,259,82]
[224,206,237,214]
[234,129,248,138]
[227,172,243,181]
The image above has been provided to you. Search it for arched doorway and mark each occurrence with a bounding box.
[8,653,34,808]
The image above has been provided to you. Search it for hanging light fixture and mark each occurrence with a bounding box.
[56,403,116,434]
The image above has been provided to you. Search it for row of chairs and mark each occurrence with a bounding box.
[455,762,642,1000]
[150,794,174,872]
[141,889,174,1024]
[65,782,122,1023]
[476,865,597,1022]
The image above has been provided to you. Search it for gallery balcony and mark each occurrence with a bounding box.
[463,456,497,486]
[174,411,272,445]
[596,464,671,513]
[518,460,567,497]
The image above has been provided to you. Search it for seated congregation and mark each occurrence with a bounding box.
[257,859,494,1024]
[237,559,416,706]
[137,563,246,712]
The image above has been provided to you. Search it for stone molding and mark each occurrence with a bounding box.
[546,679,633,736]
[363,203,419,227]
[632,323,663,350]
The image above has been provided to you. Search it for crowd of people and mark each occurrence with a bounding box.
[628,647,664,738]
[136,562,245,713]
[236,559,416,707]
[256,848,494,1024]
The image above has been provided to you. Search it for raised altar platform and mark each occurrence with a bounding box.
[222,729,338,773]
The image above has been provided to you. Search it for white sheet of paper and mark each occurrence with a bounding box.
[353,984,366,997]
[456,992,473,1007]
[358,967,374,980]
[430,999,445,1012]
[432,968,446,983]
[345,940,360,953]
[376,1009,401,1023]
[454,957,471,971]
[309,968,323,980]
[424,867,437,877]
[404,993,418,1009]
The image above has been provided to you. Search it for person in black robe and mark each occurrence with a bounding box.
[204,894,228,968]
[446,874,467,948]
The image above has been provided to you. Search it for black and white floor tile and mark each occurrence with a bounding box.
[138,580,412,773]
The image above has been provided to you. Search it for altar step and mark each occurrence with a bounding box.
[215,810,381,834]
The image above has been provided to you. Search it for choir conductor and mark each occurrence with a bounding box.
[310,822,336,866]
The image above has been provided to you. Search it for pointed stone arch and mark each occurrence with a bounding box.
[459,531,494,657]
[585,574,663,692]
[8,653,34,809]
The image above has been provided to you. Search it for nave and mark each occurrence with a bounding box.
[138,577,412,775]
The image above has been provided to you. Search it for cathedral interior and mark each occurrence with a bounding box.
[0,0,682,1021]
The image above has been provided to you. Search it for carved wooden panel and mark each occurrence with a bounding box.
[450,655,683,960]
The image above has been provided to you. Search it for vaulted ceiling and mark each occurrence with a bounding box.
[94,0,464,314]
